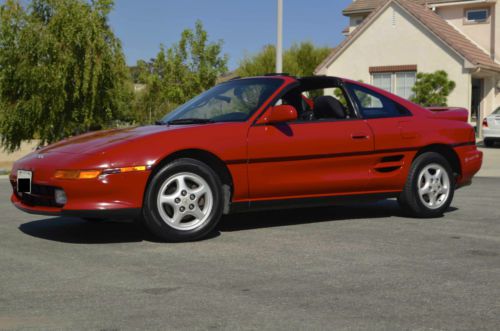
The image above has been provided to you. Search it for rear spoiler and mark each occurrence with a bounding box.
[426,107,468,122]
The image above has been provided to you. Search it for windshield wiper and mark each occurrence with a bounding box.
[167,118,214,125]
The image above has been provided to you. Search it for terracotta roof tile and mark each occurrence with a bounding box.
[343,0,482,14]
[316,0,500,74]
[397,0,500,70]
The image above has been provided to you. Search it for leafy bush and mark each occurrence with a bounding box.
[410,70,456,107]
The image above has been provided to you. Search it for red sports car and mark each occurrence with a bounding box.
[10,75,483,241]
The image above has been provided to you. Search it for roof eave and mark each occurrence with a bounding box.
[476,63,500,73]
[315,0,395,75]
[342,9,375,16]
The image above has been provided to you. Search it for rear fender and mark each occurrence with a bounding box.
[427,107,468,122]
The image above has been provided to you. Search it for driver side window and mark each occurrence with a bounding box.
[276,86,353,122]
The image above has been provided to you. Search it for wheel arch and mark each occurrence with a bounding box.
[414,144,461,177]
[147,149,234,214]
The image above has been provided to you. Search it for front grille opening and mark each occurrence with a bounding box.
[15,183,64,208]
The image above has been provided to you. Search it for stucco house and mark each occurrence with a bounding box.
[315,0,500,134]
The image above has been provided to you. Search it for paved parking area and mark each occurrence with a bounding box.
[477,145,500,177]
[0,176,499,330]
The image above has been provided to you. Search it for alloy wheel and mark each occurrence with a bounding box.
[156,172,214,231]
[417,163,450,210]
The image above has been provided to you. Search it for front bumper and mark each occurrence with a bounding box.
[11,194,141,219]
[10,170,150,219]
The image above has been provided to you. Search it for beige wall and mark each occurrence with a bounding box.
[321,3,471,109]
[496,2,500,61]
[483,76,496,117]
[491,75,500,111]
[437,4,497,62]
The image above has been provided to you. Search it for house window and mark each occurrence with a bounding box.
[372,73,392,92]
[465,9,489,23]
[395,72,416,99]
[371,71,416,99]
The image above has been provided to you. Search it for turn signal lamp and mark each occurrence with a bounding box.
[54,166,149,179]
[54,170,101,179]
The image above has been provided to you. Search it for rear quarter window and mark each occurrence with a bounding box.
[347,83,411,119]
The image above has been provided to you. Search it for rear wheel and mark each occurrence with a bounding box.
[398,152,455,218]
[484,138,494,147]
[142,158,224,242]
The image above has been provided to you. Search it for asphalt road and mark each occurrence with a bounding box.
[0,178,499,331]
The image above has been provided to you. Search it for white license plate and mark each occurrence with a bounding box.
[17,170,32,193]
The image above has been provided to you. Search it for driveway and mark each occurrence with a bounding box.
[0,176,499,330]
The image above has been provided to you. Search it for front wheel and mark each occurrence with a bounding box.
[398,152,455,218]
[142,158,224,242]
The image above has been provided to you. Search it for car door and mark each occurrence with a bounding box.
[246,118,374,200]
[345,83,419,192]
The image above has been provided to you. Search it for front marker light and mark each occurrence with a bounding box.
[101,165,149,175]
[54,166,149,180]
[54,189,67,205]
[118,165,147,173]
[54,170,101,179]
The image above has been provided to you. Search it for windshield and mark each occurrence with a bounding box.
[160,78,284,124]
[493,107,500,115]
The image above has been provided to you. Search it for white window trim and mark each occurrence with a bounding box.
[371,71,416,99]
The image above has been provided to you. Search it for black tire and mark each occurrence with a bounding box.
[483,139,494,147]
[398,152,455,218]
[142,158,224,242]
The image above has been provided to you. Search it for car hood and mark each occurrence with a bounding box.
[38,125,181,155]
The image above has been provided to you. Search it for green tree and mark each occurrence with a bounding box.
[236,41,331,77]
[0,0,131,152]
[132,20,228,124]
[410,70,456,107]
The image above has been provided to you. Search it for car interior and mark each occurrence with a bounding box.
[276,77,356,121]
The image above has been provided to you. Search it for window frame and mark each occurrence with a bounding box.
[464,8,490,24]
[267,79,364,124]
[370,71,416,100]
[344,82,413,120]
[162,78,285,124]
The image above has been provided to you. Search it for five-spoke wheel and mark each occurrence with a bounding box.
[417,163,450,210]
[157,172,213,231]
[399,152,455,218]
[142,158,224,242]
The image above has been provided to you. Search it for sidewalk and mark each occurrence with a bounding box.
[476,145,500,177]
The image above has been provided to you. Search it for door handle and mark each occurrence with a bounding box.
[351,133,369,140]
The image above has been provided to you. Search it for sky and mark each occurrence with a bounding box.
[108,0,352,70]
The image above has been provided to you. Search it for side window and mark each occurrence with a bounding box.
[347,84,411,119]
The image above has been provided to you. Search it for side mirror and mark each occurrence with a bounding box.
[261,105,298,124]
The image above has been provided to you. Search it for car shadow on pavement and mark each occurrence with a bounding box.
[18,218,164,244]
[18,199,456,244]
[219,199,410,232]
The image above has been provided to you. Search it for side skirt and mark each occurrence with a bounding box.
[229,192,400,214]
